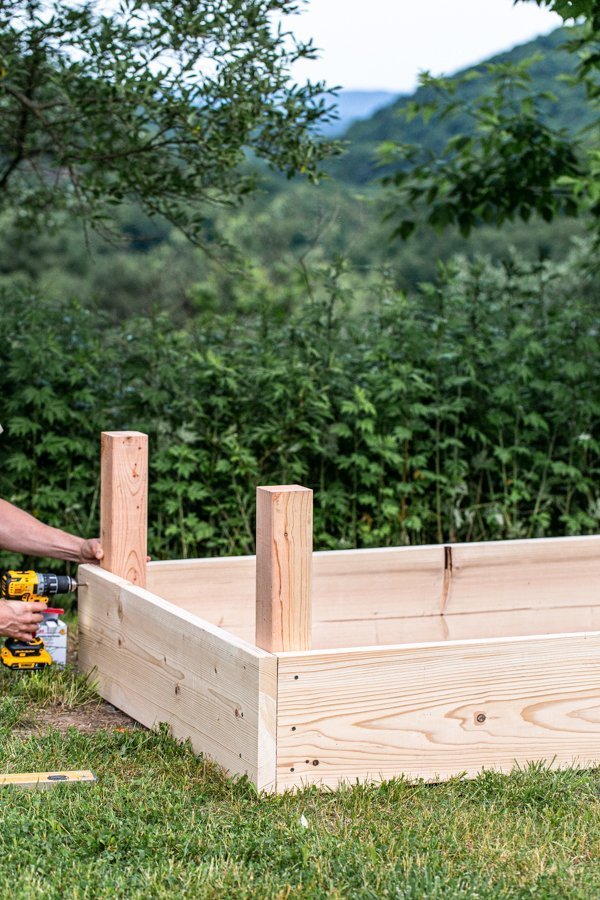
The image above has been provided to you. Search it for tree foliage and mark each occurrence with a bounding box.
[382,1,600,239]
[0,0,335,241]
[1,244,598,571]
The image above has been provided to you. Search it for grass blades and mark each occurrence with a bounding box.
[0,719,599,896]
[0,643,599,896]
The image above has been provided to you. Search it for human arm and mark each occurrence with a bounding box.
[0,499,103,564]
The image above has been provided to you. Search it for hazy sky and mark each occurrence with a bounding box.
[288,0,563,93]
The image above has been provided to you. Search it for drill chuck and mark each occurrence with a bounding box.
[33,573,77,597]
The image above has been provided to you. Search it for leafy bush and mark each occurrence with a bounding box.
[0,242,598,568]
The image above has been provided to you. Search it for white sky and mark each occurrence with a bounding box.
[288,0,563,93]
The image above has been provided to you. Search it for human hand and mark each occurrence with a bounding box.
[78,538,104,565]
[0,601,46,641]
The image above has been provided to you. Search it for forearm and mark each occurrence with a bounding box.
[0,499,85,562]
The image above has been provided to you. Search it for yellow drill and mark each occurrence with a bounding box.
[0,571,77,670]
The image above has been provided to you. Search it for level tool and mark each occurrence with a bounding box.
[0,770,96,788]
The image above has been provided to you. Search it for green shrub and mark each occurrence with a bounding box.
[0,243,598,569]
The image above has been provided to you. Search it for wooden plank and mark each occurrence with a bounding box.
[146,557,256,629]
[78,565,277,791]
[255,486,313,653]
[277,632,600,790]
[146,536,600,618]
[101,431,148,587]
[447,536,600,615]
[145,536,600,649]
[310,605,600,649]
[312,545,444,621]
[145,545,444,638]
[130,606,600,651]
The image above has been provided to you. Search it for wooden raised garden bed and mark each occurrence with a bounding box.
[78,431,600,791]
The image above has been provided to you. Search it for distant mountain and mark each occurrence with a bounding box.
[330,28,593,185]
[319,90,397,137]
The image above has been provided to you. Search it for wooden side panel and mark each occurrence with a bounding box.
[311,605,600,648]
[144,536,600,650]
[312,545,445,621]
[78,566,277,791]
[448,536,600,613]
[101,431,148,587]
[277,633,600,790]
[145,545,444,641]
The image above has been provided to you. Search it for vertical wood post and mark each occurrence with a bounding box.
[100,431,148,587]
[255,485,313,653]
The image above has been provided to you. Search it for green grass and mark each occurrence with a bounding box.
[0,668,599,897]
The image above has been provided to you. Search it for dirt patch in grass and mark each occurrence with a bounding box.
[16,702,140,736]
[9,624,142,736]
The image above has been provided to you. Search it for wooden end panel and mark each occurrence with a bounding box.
[276,633,600,790]
[78,565,277,791]
[448,535,600,615]
[145,557,256,638]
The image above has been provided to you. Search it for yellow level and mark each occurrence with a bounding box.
[0,770,96,788]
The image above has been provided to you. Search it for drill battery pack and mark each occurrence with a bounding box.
[1,636,52,670]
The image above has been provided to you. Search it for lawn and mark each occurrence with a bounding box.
[1,662,599,898]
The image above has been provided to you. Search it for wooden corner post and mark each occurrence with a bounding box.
[255,485,313,653]
[100,431,148,587]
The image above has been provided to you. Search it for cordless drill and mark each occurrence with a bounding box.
[0,571,77,670]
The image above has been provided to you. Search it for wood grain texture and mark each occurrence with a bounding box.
[146,556,256,628]
[146,536,600,649]
[255,486,313,652]
[101,431,148,587]
[277,633,600,790]
[448,536,600,614]
[78,565,277,790]
[133,577,600,648]
[145,546,442,644]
